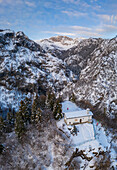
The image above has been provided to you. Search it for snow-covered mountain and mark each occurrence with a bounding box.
[0,30,76,114]
[61,37,117,121]
[36,36,79,51]
[0,29,117,123]
[36,36,79,63]
[37,35,117,121]
[59,38,117,121]
[0,29,117,170]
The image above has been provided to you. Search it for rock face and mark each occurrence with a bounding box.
[63,38,104,78]
[38,35,79,51]
[60,37,117,120]
[76,38,117,119]
[38,37,104,78]
[37,36,79,61]
[0,29,117,122]
[0,30,75,113]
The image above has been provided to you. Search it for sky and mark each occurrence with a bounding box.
[0,0,117,40]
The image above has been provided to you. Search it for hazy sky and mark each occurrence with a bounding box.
[0,0,117,40]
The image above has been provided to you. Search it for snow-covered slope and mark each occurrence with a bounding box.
[37,36,79,51]
[1,101,116,169]
[0,30,75,113]
[0,28,117,169]
[0,29,117,122]
[57,101,117,169]
[0,111,74,170]
[60,38,117,121]
[75,38,117,118]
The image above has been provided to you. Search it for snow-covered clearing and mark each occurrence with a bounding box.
[57,101,117,169]
[57,118,95,147]
[58,101,96,146]
[0,100,116,169]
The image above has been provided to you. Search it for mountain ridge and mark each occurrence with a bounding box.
[0,29,117,124]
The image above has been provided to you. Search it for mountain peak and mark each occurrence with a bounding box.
[38,35,79,51]
[49,35,73,42]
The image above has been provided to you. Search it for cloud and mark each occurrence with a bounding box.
[40,22,117,39]
[43,31,76,36]
[103,24,117,29]
[75,30,101,37]
[71,24,117,37]
[62,10,87,17]
[101,24,117,33]
[25,1,36,7]
[86,24,117,37]
[92,4,101,11]
[43,25,102,38]
[97,14,117,24]
[98,14,110,22]
[81,2,90,8]
[71,26,92,31]
[69,25,101,36]
[62,0,80,5]
[90,0,98,2]
[63,0,90,9]
[62,0,101,10]
[68,25,102,37]
[0,0,35,7]
[0,0,23,6]
[95,28,104,32]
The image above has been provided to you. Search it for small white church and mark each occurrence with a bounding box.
[64,108,93,125]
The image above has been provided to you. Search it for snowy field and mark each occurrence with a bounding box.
[57,101,117,169]
[57,101,96,148]
[57,119,95,146]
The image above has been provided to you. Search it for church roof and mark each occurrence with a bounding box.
[65,110,93,119]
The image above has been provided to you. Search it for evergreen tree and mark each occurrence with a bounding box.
[69,92,76,103]
[46,91,55,111]
[15,101,26,138]
[53,100,63,120]
[36,108,42,123]
[0,144,4,154]
[15,111,25,139]
[7,108,14,125]
[38,95,46,109]
[18,99,32,125]
[45,90,51,107]
[73,125,77,135]
[31,95,38,123]
[24,97,32,124]
[19,100,26,121]
[34,94,39,106]
[0,106,3,117]
[49,92,56,111]
[57,95,63,103]
[0,116,5,135]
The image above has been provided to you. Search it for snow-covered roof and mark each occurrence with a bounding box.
[65,110,93,119]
